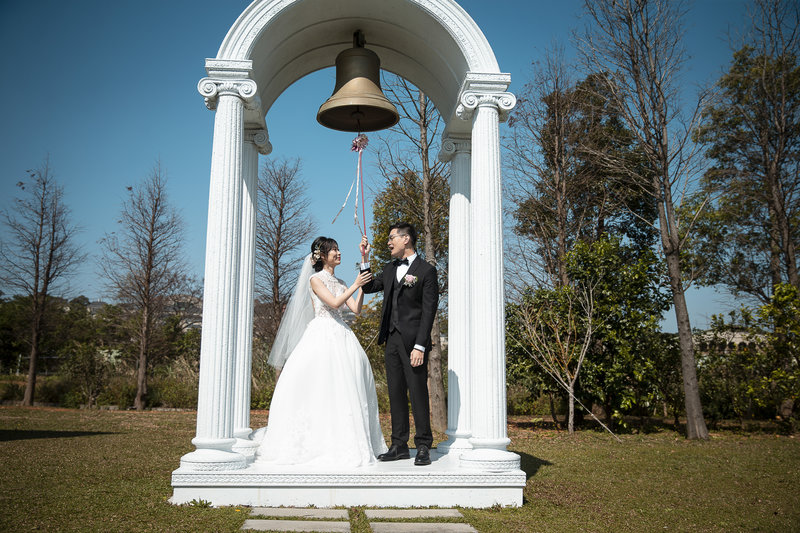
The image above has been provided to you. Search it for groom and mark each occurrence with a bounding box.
[360,222,438,466]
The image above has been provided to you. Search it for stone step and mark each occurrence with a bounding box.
[369,523,477,533]
[241,519,350,532]
[365,509,464,519]
[250,507,349,519]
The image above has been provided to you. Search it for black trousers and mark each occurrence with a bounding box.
[385,329,433,448]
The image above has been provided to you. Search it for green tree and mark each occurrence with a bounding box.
[699,285,799,428]
[0,295,30,373]
[692,0,800,301]
[646,332,684,426]
[753,283,800,423]
[698,312,766,425]
[567,236,671,427]
[62,341,109,408]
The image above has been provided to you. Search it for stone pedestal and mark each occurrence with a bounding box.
[171,449,525,507]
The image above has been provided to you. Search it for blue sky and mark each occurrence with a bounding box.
[0,0,750,331]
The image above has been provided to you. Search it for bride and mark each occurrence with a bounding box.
[253,236,388,466]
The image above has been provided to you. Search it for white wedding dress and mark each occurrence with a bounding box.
[253,269,388,467]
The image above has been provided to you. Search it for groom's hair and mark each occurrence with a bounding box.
[390,222,416,248]
[311,236,339,272]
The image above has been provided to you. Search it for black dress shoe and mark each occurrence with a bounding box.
[378,445,410,461]
[414,444,431,466]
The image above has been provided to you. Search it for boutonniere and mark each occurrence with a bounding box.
[403,274,418,287]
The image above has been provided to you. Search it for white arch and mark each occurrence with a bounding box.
[174,0,523,508]
[213,0,500,120]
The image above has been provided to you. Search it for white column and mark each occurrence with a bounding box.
[437,136,472,453]
[179,66,257,471]
[457,88,520,472]
[231,128,271,462]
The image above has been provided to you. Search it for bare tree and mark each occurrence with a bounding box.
[578,0,710,438]
[505,47,588,290]
[374,75,450,431]
[254,157,317,346]
[100,161,187,411]
[511,283,596,434]
[0,158,83,405]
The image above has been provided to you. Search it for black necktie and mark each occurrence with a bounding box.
[394,258,409,266]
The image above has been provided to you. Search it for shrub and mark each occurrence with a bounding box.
[61,388,85,409]
[147,354,199,408]
[0,379,23,403]
[251,366,277,410]
[374,380,390,414]
[149,376,198,408]
[96,376,136,409]
[35,375,72,405]
[507,383,537,415]
[61,342,109,408]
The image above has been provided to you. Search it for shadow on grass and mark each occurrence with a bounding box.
[517,451,551,481]
[511,414,794,437]
[0,429,115,442]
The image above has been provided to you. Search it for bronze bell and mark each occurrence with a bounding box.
[317,31,399,132]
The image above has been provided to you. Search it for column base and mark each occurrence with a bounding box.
[459,447,520,472]
[437,430,473,453]
[180,447,247,471]
[233,438,260,463]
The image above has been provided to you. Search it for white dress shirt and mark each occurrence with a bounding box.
[395,252,416,282]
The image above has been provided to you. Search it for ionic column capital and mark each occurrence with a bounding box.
[198,58,258,110]
[198,77,258,110]
[245,128,272,155]
[439,136,472,162]
[456,91,516,122]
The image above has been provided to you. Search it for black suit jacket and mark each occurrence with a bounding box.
[362,256,439,353]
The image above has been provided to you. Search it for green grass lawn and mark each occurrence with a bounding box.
[1,407,798,532]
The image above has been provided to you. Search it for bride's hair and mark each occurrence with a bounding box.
[310,236,339,272]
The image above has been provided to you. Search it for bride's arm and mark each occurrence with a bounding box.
[346,286,365,315]
[310,271,372,310]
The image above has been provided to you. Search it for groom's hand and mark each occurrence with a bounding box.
[410,348,424,367]
[360,236,371,259]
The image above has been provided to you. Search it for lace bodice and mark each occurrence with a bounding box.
[310,270,347,322]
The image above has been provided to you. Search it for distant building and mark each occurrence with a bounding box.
[694,330,762,353]
[167,295,203,330]
[88,300,108,316]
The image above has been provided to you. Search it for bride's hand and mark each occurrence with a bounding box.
[355,271,372,287]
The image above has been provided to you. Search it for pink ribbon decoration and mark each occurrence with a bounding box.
[332,134,369,238]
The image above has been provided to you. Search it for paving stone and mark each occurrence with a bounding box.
[249,507,349,519]
[241,519,351,532]
[369,523,477,533]
[365,509,464,519]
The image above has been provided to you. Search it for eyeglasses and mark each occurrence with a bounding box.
[387,233,407,242]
